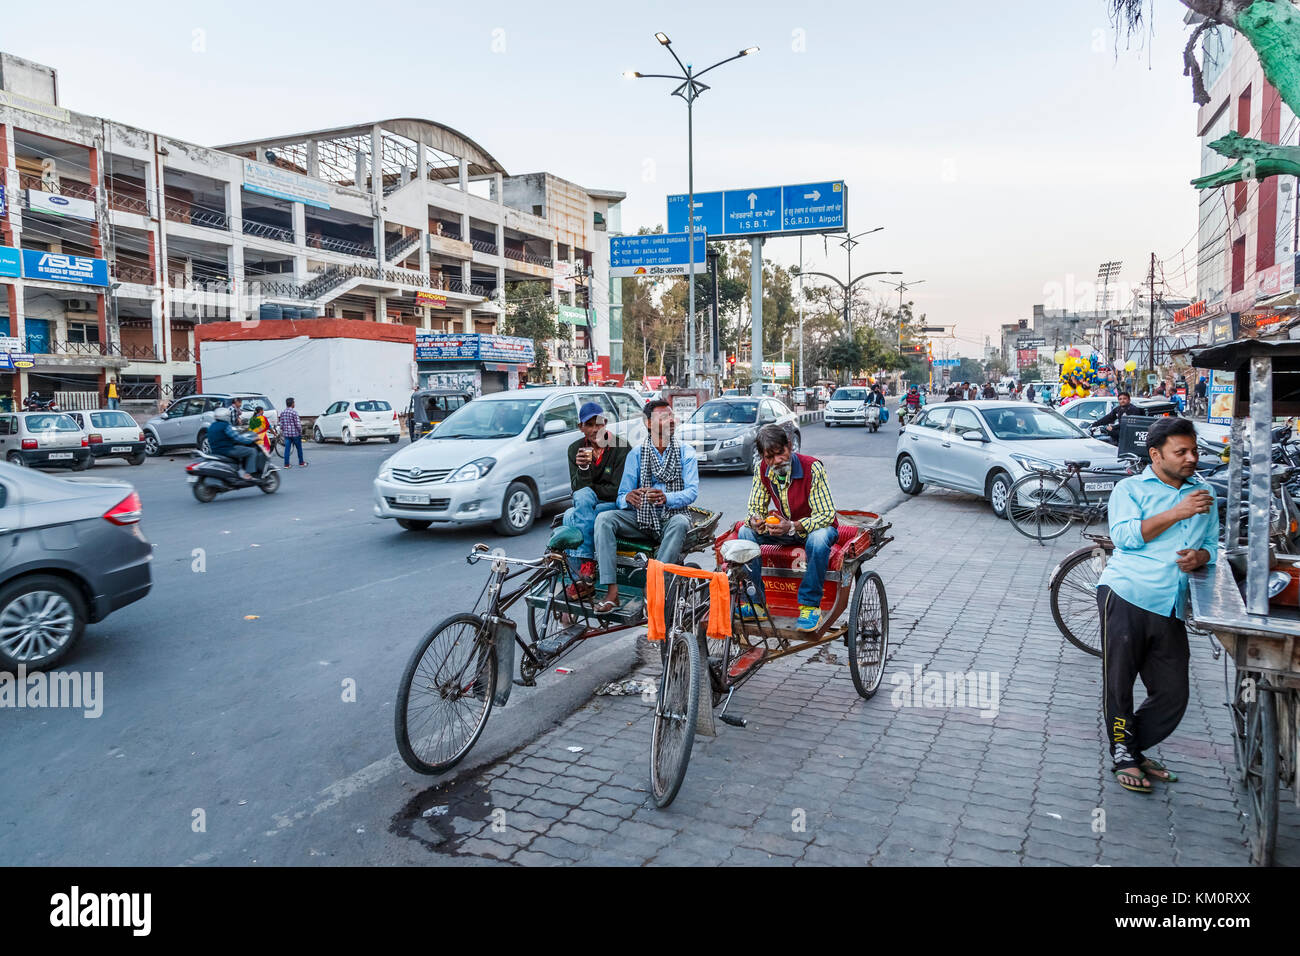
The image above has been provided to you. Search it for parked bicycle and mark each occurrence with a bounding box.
[1006,456,1138,544]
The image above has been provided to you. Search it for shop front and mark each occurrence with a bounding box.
[414,331,534,395]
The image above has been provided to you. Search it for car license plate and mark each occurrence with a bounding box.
[187,476,198,483]
[1084,481,1115,492]
[111,446,131,453]
[48,452,73,460]
[396,493,430,505]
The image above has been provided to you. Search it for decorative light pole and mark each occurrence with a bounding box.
[625,35,758,387]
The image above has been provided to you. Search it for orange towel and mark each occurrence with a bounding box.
[646,559,732,643]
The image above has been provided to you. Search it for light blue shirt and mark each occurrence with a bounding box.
[616,442,699,511]
[1098,468,1219,618]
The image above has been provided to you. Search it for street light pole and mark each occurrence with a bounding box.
[837,227,883,336]
[625,36,758,388]
[797,268,902,340]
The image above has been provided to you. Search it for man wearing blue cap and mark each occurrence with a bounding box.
[561,401,629,599]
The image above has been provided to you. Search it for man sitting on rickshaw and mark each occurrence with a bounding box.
[592,399,699,614]
[560,401,629,600]
[737,423,838,632]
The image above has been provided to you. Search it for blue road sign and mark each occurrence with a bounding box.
[667,180,846,239]
[609,232,707,278]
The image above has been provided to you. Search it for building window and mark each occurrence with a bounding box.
[67,322,101,345]
[1231,237,1246,293]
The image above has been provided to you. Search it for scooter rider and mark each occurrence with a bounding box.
[1092,391,1140,445]
[207,407,262,479]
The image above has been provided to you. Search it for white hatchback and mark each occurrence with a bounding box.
[314,400,401,444]
[66,408,147,465]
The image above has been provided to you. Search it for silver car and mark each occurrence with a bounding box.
[678,396,800,473]
[0,464,152,670]
[894,400,1118,518]
[0,412,93,470]
[143,392,277,457]
[823,386,874,427]
[373,385,647,535]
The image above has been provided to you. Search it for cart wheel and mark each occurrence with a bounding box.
[1049,544,1110,657]
[526,573,574,643]
[394,613,497,775]
[846,570,889,699]
[649,625,701,808]
[1231,670,1279,865]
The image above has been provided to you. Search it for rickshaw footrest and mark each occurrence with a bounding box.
[719,713,748,728]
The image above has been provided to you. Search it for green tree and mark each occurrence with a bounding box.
[503,280,557,378]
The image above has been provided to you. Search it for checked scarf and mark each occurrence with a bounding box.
[636,437,687,533]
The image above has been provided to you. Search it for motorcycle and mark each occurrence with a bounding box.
[185,448,281,502]
[23,393,58,412]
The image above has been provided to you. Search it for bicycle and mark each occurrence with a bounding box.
[1047,531,1113,656]
[1006,456,1137,544]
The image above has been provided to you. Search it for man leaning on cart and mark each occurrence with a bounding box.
[1096,416,1219,794]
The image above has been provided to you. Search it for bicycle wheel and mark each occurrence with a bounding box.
[1049,544,1110,657]
[395,613,497,775]
[1230,671,1279,865]
[526,572,574,644]
[847,570,889,699]
[649,626,701,808]
[1007,472,1080,542]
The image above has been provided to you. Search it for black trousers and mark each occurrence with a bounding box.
[1096,585,1190,770]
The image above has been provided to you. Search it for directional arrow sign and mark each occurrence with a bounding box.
[667,180,846,239]
[608,232,708,278]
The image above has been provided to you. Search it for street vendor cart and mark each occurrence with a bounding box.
[1187,337,1300,866]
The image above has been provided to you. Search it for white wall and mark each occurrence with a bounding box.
[200,336,414,418]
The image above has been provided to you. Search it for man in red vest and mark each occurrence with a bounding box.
[736,423,839,631]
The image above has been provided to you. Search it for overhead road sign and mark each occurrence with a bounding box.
[609,232,708,278]
[931,358,960,367]
[1016,337,1046,348]
[667,180,846,239]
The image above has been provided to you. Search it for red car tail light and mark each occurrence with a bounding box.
[103,490,143,525]
[81,437,89,447]
[137,430,144,441]
[349,411,361,421]
[21,439,37,450]
[89,433,103,444]
[392,411,398,420]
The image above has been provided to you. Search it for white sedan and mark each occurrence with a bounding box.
[313,400,401,444]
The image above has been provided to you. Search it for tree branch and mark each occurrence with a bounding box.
[1183,18,1216,106]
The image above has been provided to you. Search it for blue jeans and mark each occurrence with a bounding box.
[594,509,692,586]
[737,525,839,608]
[562,487,618,565]
[283,435,305,465]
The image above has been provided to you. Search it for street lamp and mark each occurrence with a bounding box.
[625,34,758,387]
[880,277,926,352]
[795,268,902,337]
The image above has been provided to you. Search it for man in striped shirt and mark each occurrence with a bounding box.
[278,397,306,467]
[737,423,838,631]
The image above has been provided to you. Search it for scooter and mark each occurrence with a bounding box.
[865,403,882,432]
[185,449,280,502]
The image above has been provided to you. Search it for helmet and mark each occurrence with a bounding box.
[213,407,231,422]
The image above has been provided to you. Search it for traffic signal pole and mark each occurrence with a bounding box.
[750,236,763,397]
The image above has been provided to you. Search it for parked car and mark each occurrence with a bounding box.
[894,400,1119,518]
[1058,395,1179,429]
[0,464,152,670]
[407,388,472,442]
[374,385,647,536]
[823,386,874,427]
[143,392,277,457]
[313,399,401,444]
[679,396,801,474]
[66,409,147,465]
[0,412,92,470]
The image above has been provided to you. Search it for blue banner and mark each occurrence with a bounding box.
[0,246,19,279]
[414,332,535,365]
[21,250,108,286]
[0,184,6,218]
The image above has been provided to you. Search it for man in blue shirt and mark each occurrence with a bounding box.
[592,399,699,613]
[1097,416,1218,794]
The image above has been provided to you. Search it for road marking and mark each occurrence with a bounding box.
[277,567,430,611]
[267,752,406,836]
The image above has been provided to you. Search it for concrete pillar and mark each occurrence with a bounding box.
[458,159,469,193]
[151,292,165,361]
[462,306,473,334]
[306,140,319,179]
[416,140,427,185]
[376,293,388,323]
[493,173,503,206]
[371,126,383,197]
[355,150,366,191]
[292,201,306,248]
[551,240,559,306]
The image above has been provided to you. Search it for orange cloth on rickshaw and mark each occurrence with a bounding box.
[645,559,731,643]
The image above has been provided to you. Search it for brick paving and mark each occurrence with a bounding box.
[413,489,1299,866]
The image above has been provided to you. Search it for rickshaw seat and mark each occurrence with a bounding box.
[616,539,657,555]
[755,524,861,572]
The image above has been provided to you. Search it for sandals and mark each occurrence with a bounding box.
[593,599,618,615]
[1113,766,1153,794]
[1140,758,1178,783]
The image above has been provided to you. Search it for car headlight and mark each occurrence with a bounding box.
[378,462,394,480]
[719,436,744,449]
[1010,454,1056,473]
[448,457,496,482]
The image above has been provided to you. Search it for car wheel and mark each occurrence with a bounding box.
[0,575,88,671]
[824,420,833,427]
[6,452,24,468]
[313,426,324,443]
[144,432,162,457]
[397,518,432,531]
[896,455,923,495]
[342,428,354,446]
[494,481,536,536]
[987,470,1012,520]
[387,435,399,443]
[198,432,211,455]
[750,449,761,475]
[791,431,802,453]
[128,452,147,466]
[72,454,92,471]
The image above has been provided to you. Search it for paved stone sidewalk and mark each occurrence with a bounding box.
[409,489,1298,866]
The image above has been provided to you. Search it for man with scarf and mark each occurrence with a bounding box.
[592,399,699,614]
[737,423,838,631]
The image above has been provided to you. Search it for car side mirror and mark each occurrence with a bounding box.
[543,419,567,435]
[961,431,987,443]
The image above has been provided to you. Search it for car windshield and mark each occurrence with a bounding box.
[25,414,80,432]
[233,395,273,410]
[355,401,391,412]
[691,401,757,424]
[832,388,867,401]
[982,406,1086,440]
[89,411,137,429]
[430,398,542,439]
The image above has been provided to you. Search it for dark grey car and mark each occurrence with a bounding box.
[678,397,801,473]
[0,464,153,670]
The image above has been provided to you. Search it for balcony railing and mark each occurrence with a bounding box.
[120,379,198,401]
[113,262,156,285]
[108,192,151,216]
[172,346,197,362]
[470,238,499,256]
[430,225,463,242]
[19,174,97,202]
[387,233,420,262]
[503,248,553,268]
[307,234,374,257]
[165,203,229,231]
[446,277,491,298]
[242,220,294,243]
[252,277,306,299]
[25,337,162,361]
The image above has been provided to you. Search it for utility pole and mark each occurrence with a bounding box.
[798,236,804,389]
[1148,251,1156,377]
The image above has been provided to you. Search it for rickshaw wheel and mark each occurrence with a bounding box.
[847,571,889,700]
[527,575,573,644]
[649,625,701,808]
[1231,669,1279,865]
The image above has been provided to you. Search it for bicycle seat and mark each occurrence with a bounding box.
[1064,460,1090,470]
[547,526,583,552]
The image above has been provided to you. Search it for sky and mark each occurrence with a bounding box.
[5,0,1204,356]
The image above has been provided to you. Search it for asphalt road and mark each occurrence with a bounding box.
[0,411,902,865]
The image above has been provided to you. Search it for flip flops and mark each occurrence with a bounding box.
[1140,758,1178,783]
[1113,766,1153,794]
